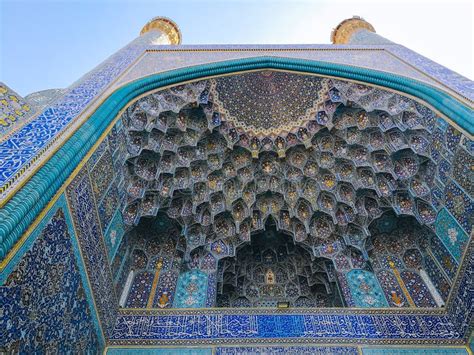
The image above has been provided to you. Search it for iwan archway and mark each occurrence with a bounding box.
[1,17,472,354]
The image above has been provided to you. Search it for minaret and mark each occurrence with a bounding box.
[140,16,182,45]
[331,16,393,45]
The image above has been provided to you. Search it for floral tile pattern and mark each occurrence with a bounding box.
[125,271,155,308]
[90,150,115,203]
[105,210,126,262]
[435,208,469,262]
[66,168,118,337]
[400,271,436,307]
[98,184,120,234]
[205,272,217,308]
[444,181,473,233]
[0,207,100,353]
[173,270,209,308]
[153,269,179,308]
[375,270,409,308]
[430,234,458,280]
[345,269,388,308]
[452,148,473,197]
[424,256,451,301]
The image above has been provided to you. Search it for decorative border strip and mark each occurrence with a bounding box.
[385,45,474,103]
[107,313,464,344]
[117,305,446,316]
[63,193,106,347]
[103,344,472,355]
[65,167,118,337]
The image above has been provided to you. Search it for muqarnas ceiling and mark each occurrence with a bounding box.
[216,227,343,308]
[120,70,439,273]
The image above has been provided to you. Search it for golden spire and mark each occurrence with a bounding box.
[140,17,182,45]
[331,16,375,44]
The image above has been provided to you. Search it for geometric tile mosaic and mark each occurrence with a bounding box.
[435,208,469,262]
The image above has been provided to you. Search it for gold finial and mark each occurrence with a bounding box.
[331,16,375,44]
[140,17,182,45]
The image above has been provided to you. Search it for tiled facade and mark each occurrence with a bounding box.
[1,20,473,354]
[1,118,128,352]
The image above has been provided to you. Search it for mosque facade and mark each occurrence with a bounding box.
[1,16,473,354]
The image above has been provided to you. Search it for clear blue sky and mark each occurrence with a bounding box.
[1,0,472,96]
